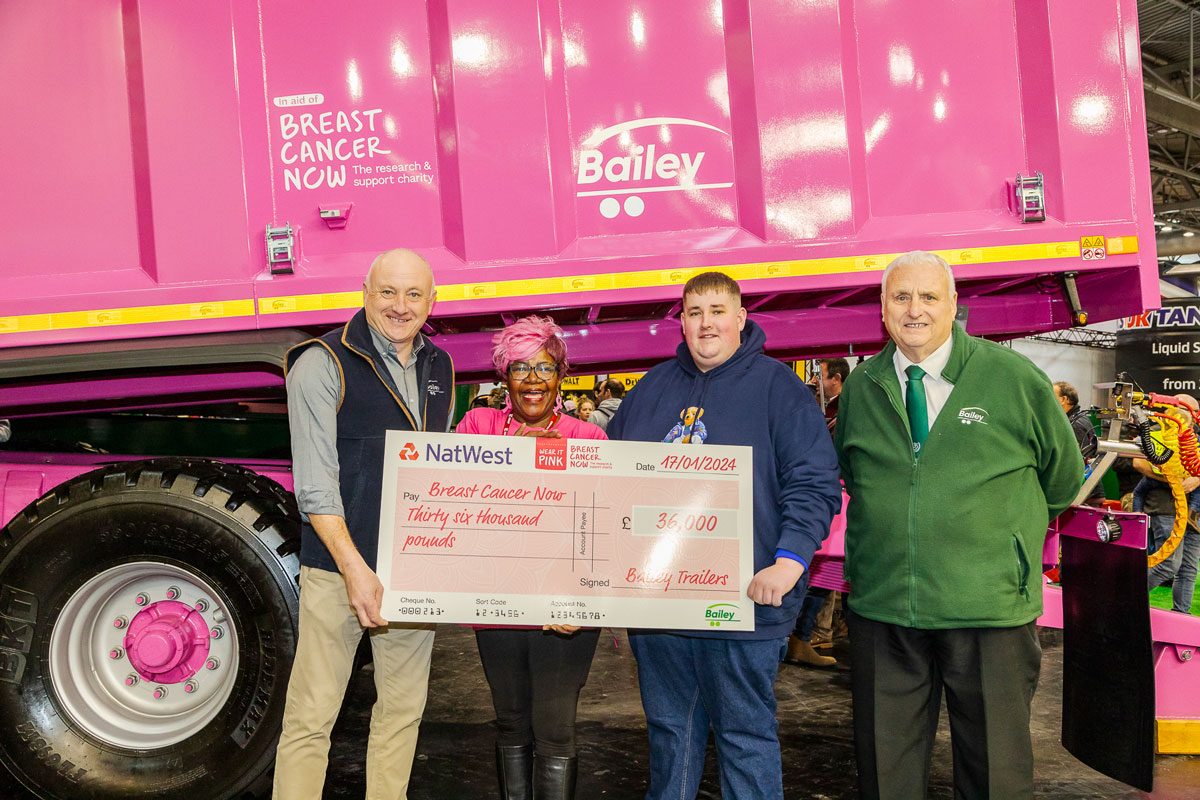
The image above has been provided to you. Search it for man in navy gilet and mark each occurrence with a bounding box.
[274,249,454,800]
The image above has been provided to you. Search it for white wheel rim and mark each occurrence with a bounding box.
[48,561,239,748]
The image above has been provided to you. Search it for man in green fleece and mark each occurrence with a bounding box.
[834,250,1082,800]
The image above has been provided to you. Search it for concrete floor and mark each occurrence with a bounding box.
[3,625,1194,799]
[321,626,1200,799]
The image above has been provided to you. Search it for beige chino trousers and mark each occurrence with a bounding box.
[273,566,435,800]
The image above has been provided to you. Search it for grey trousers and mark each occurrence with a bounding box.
[847,611,1042,800]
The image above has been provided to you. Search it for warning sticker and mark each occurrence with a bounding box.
[1081,235,1107,261]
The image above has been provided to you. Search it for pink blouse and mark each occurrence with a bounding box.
[455,406,606,629]
[455,407,608,441]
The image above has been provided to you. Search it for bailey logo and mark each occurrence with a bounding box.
[576,117,732,219]
[957,407,990,425]
[397,443,419,460]
[704,603,740,627]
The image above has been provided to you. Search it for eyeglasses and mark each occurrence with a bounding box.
[507,362,559,380]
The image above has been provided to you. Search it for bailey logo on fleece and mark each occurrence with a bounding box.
[957,406,990,425]
[663,406,707,444]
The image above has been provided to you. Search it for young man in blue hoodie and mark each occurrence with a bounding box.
[607,272,842,800]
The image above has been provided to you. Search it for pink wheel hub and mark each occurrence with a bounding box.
[123,600,211,683]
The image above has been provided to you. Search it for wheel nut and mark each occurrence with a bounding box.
[113,616,128,629]
[134,593,150,607]
[165,586,181,600]
[184,680,198,694]
[124,674,139,687]
[109,647,124,660]
[194,599,209,612]
[210,626,224,639]
[152,686,168,699]
[205,657,220,670]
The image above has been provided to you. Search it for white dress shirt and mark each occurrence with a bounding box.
[893,334,955,430]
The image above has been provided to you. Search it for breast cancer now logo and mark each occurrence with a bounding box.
[576,117,732,219]
[397,443,419,461]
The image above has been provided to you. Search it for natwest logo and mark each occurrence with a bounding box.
[397,443,419,461]
[576,117,732,220]
[425,442,514,466]
[535,438,568,471]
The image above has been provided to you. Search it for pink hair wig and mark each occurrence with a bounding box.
[491,315,570,377]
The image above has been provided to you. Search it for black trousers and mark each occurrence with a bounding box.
[847,611,1042,800]
[475,627,600,758]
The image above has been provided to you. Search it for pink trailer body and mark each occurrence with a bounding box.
[1,0,1155,393]
[0,2,1171,798]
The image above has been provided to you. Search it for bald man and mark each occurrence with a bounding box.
[275,249,455,800]
[1135,393,1200,614]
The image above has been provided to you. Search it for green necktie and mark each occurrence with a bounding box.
[905,364,929,457]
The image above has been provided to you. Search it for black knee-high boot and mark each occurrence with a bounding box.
[532,754,577,800]
[496,744,532,800]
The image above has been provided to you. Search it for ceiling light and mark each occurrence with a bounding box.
[1163,225,1174,232]
[1184,231,1195,237]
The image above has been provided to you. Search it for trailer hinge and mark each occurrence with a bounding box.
[1013,172,1046,223]
[265,223,295,274]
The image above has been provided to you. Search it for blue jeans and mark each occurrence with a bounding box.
[1147,514,1200,613]
[792,589,827,640]
[628,633,788,800]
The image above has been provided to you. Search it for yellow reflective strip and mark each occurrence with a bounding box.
[258,291,360,314]
[1107,235,1138,254]
[0,235,1141,336]
[0,300,255,335]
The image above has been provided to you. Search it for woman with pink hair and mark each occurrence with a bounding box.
[456,315,605,800]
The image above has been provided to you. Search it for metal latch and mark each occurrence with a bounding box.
[318,202,353,229]
[265,223,295,274]
[1013,173,1045,223]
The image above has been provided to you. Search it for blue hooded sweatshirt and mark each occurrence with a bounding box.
[607,319,842,639]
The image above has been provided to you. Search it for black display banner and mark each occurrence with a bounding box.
[1115,299,1200,395]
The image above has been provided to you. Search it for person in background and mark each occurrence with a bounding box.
[787,357,851,668]
[1134,393,1200,615]
[471,395,493,410]
[812,357,849,433]
[607,271,841,800]
[576,396,595,423]
[588,379,625,432]
[455,315,606,800]
[1053,380,1104,506]
[835,250,1081,800]
[275,248,453,800]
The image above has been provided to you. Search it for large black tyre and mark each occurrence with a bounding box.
[0,458,300,799]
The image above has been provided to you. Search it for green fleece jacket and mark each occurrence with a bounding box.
[834,326,1082,629]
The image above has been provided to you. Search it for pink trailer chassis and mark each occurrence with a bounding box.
[0,1,1167,798]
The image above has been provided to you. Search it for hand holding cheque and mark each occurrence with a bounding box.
[376,431,755,631]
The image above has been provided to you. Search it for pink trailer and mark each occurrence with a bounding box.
[0,1,1163,797]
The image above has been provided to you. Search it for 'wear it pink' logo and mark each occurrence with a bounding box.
[535,438,568,470]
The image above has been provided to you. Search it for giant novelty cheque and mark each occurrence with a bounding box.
[377,431,755,631]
